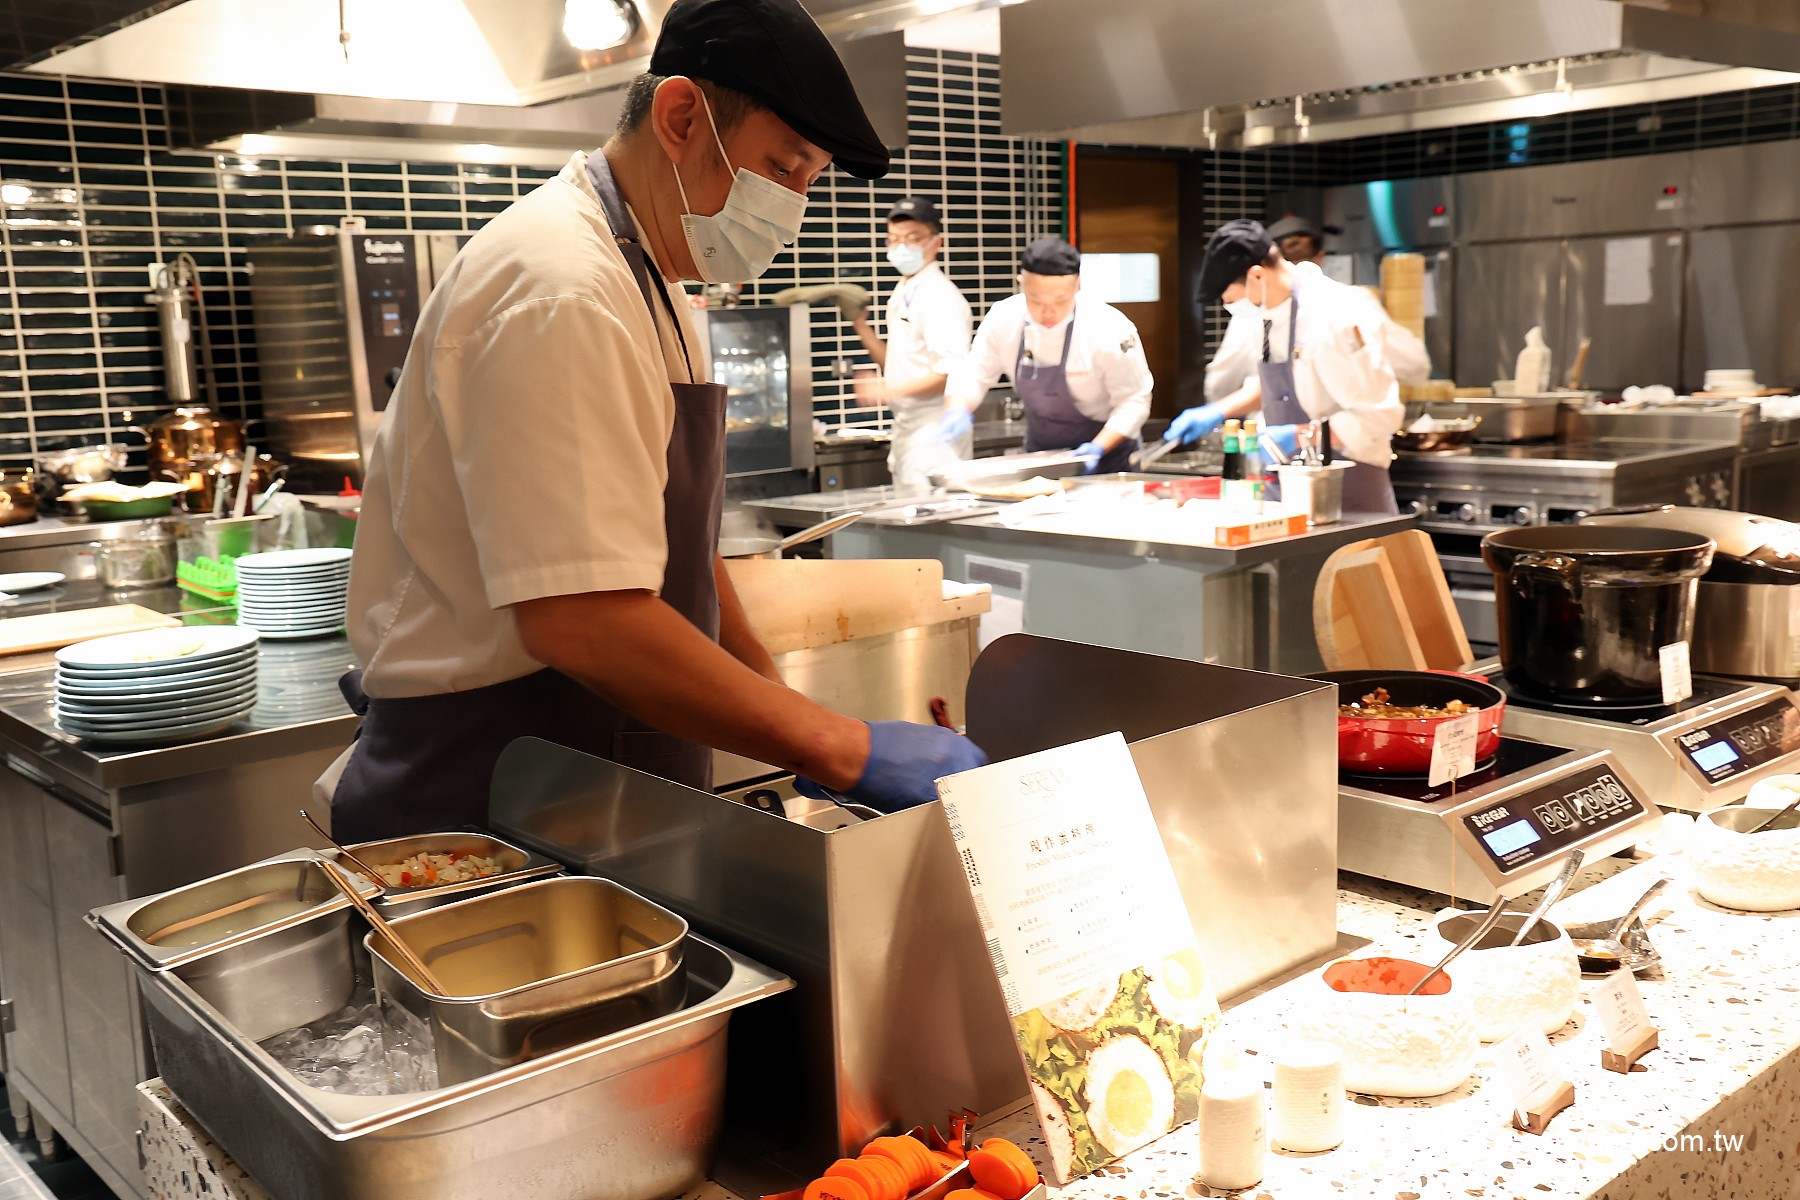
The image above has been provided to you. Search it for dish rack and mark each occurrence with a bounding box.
[176,555,239,604]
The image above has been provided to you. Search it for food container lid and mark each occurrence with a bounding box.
[88,849,379,974]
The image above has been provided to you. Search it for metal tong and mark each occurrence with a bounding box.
[1407,893,1510,996]
[1134,439,1179,470]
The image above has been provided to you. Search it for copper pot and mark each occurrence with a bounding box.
[189,452,286,514]
[0,467,39,527]
[146,406,246,508]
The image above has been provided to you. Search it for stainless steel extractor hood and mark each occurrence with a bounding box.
[2,0,949,162]
[1000,0,1800,149]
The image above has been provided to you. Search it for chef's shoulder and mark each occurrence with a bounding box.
[1077,295,1146,358]
[919,264,971,312]
[429,165,638,346]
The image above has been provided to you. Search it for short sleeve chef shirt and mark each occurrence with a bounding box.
[348,151,704,698]
[882,262,972,409]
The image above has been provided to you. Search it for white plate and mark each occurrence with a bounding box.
[251,627,344,641]
[57,674,258,709]
[237,582,349,596]
[234,570,351,587]
[234,548,353,571]
[56,648,258,682]
[56,625,261,670]
[238,610,346,625]
[58,687,259,724]
[238,595,347,609]
[239,603,345,618]
[58,698,255,731]
[66,710,255,745]
[0,572,66,592]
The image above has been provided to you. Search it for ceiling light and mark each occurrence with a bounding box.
[564,0,636,52]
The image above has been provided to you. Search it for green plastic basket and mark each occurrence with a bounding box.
[177,554,239,602]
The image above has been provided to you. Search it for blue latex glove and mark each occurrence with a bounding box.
[935,406,974,443]
[1073,440,1105,474]
[1166,404,1225,446]
[794,721,989,813]
[1262,423,1301,460]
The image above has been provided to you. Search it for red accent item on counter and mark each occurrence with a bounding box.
[339,476,361,498]
[1326,669,1507,775]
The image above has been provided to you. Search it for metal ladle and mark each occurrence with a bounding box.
[1744,791,1800,835]
[1508,849,1586,946]
[1570,876,1672,970]
[1406,893,1510,997]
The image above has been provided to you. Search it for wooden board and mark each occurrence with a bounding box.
[0,604,183,657]
[1313,531,1472,672]
[724,558,986,657]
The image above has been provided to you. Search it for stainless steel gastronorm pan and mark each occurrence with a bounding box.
[366,875,689,1083]
[136,930,789,1200]
[335,829,561,917]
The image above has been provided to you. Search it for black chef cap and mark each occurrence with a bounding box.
[1199,219,1273,304]
[1020,236,1081,277]
[1266,214,1321,243]
[888,196,942,232]
[651,0,891,180]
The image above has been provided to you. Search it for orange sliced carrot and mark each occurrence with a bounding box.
[805,1177,869,1200]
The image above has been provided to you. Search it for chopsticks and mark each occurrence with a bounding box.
[317,858,450,995]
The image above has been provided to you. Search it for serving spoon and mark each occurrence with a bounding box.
[1570,876,1671,970]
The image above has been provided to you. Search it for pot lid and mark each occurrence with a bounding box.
[1583,507,1800,584]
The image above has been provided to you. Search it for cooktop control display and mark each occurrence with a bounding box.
[1463,765,1650,872]
[1674,698,1800,785]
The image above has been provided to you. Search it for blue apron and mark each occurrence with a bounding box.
[331,152,727,842]
[1017,312,1139,475]
[1259,284,1398,515]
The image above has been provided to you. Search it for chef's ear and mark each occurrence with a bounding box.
[648,77,711,169]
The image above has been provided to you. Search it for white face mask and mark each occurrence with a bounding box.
[887,243,926,277]
[1226,269,1270,319]
[671,91,807,283]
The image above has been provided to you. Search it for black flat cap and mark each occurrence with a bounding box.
[651,0,890,179]
[1199,219,1272,304]
[1020,236,1081,276]
[1266,214,1321,243]
[888,196,941,231]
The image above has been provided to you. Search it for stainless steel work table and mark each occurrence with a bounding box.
[0,580,357,1200]
[831,510,1419,676]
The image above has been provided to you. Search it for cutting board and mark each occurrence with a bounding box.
[725,558,973,656]
[0,605,183,657]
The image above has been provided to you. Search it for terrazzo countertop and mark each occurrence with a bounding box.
[136,844,1800,1200]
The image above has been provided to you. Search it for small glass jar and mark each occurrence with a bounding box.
[92,522,177,589]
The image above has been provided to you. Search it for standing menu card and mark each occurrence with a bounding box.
[938,733,1222,1183]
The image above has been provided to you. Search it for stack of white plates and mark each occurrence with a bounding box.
[235,548,352,640]
[56,626,261,745]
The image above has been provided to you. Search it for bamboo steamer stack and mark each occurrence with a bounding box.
[1380,253,1427,341]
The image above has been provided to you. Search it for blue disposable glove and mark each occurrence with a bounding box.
[1262,423,1301,460]
[794,720,989,813]
[1073,440,1105,473]
[1166,403,1226,446]
[936,406,974,443]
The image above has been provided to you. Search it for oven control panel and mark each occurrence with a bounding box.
[1671,697,1800,786]
[1462,764,1653,873]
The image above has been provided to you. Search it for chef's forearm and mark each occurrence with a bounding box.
[851,314,887,369]
[714,557,782,683]
[886,371,948,402]
[514,591,869,789]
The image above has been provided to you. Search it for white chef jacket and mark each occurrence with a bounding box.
[882,262,971,408]
[948,292,1152,441]
[347,151,703,698]
[1201,261,1404,467]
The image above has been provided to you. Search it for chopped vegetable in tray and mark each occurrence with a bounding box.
[1338,687,1477,720]
[372,852,501,889]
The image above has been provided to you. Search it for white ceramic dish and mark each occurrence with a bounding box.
[238,609,346,625]
[56,656,258,687]
[248,627,343,641]
[58,671,259,703]
[234,548,353,571]
[1299,957,1478,1097]
[58,681,259,717]
[56,660,256,691]
[237,586,349,601]
[0,571,67,592]
[1691,804,1800,911]
[58,690,259,727]
[56,626,260,670]
[68,710,255,745]
[1425,911,1580,1041]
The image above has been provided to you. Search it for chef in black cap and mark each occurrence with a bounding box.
[943,236,1153,475]
[1266,214,1329,266]
[1168,219,1403,514]
[849,195,975,491]
[326,0,986,839]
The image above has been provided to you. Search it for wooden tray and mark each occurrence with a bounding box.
[0,605,183,657]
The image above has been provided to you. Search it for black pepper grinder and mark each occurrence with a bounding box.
[1320,419,1332,465]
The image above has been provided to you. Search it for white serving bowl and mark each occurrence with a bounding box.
[1298,956,1478,1098]
[1691,805,1800,912]
[1425,911,1580,1041]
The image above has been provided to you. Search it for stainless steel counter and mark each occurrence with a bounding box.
[833,511,1417,675]
[0,583,358,1200]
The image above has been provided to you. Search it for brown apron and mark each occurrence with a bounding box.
[330,151,726,842]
